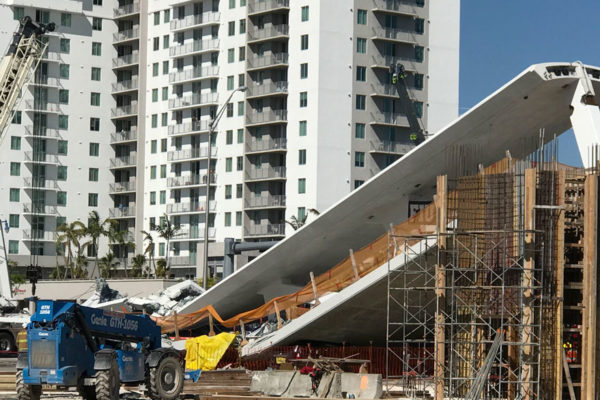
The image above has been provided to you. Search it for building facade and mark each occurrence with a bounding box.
[0,0,459,280]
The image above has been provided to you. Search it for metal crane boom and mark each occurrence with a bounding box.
[390,63,426,144]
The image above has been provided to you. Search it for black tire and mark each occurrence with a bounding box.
[95,359,120,400]
[78,378,97,400]
[146,356,184,400]
[0,331,15,352]
[16,370,42,400]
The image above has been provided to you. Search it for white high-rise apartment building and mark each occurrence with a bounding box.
[0,0,459,280]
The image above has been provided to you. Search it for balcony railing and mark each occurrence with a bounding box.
[112,78,138,93]
[246,81,288,97]
[111,101,138,117]
[371,27,421,44]
[247,0,289,15]
[170,12,220,30]
[42,51,63,63]
[24,100,61,113]
[247,25,289,41]
[167,174,216,188]
[245,194,286,209]
[245,166,286,181]
[109,180,136,193]
[110,128,138,143]
[170,39,220,57]
[171,227,216,242]
[110,154,137,168]
[24,126,62,139]
[114,1,140,16]
[23,177,58,190]
[113,52,139,68]
[166,200,216,214]
[24,152,58,163]
[369,140,414,154]
[22,230,57,241]
[247,53,289,69]
[246,137,287,153]
[372,0,422,15]
[32,76,60,87]
[371,55,422,70]
[169,93,218,109]
[246,109,287,125]
[113,27,139,42]
[109,206,136,218]
[244,223,285,237]
[370,112,409,126]
[168,120,210,136]
[167,147,216,162]
[169,65,219,84]
[23,204,58,215]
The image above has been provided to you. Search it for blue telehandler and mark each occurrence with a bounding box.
[16,300,185,400]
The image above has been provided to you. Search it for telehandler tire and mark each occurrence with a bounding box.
[16,370,41,400]
[146,355,184,400]
[95,358,120,400]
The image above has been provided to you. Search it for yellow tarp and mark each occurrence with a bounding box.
[184,332,236,371]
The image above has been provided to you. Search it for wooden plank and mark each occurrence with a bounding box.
[349,249,360,281]
[434,174,447,400]
[563,348,577,400]
[309,271,320,306]
[555,170,565,400]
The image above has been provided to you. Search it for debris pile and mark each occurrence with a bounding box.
[82,278,127,310]
[128,280,205,316]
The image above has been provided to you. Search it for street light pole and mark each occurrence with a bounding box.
[0,219,12,300]
[202,86,246,289]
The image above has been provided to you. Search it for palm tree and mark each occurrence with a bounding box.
[86,211,114,279]
[98,253,119,278]
[130,254,146,278]
[141,230,156,277]
[285,208,320,231]
[154,214,179,270]
[110,228,135,278]
[155,259,169,279]
[56,220,86,279]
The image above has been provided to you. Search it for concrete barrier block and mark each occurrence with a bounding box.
[340,373,382,399]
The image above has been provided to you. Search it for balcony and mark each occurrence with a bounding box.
[248,0,289,15]
[369,140,414,155]
[168,120,210,136]
[244,223,285,237]
[245,166,286,181]
[23,126,62,139]
[171,12,220,31]
[170,39,220,58]
[109,180,136,193]
[169,92,218,110]
[370,112,410,127]
[22,230,57,242]
[247,53,289,70]
[32,76,60,88]
[246,137,286,153]
[111,102,138,118]
[112,78,138,93]
[371,55,422,72]
[23,177,59,190]
[113,27,139,43]
[167,174,216,188]
[110,128,138,144]
[23,100,61,113]
[114,1,140,17]
[245,194,286,209]
[113,52,139,68]
[247,25,289,43]
[23,204,58,215]
[169,65,219,84]
[166,201,216,214]
[371,27,421,45]
[109,206,136,218]
[246,81,288,98]
[171,226,216,242]
[24,152,59,164]
[42,50,63,63]
[246,109,287,126]
[109,154,137,168]
[167,146,216,162]
[372,0,422,16]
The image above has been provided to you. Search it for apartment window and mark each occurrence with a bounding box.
[299,120,307,136]
[415,18,425,34]
[230,0,236,7]
[91,42,102,56]
[60,64,70,79]
[12,111,21,124]
[154,12,160,25]
[239,19,246,34]
[57,166,67,180]
[13,7,24,20]
[92,17,102,31]
[36,9,50,23]
[60,38,70,53]
[91,67,101,81]
[300,63,308,79]
[152,63,159,76]
[58,140,68,155]
[9,215,19,229]
[160,165,167,178]
[354,180,365,189]
[357,38,366,53]
[355,123,365,139]
[298,149,306,165]
[416,0,425,6]
[153,37,160,51]
[150,192,156,205]
[57,191,67,206]
[162,87,168,100]
[59,89,69,104]
[228,49,235,63]
[227,76,234,91]
[93,0,103,4]
[151,114,158,128]
[152,89,158,102]
[89,143,99,156]
[61,13,71,27]
[151,140,157,154]
[228,21,235,36]
[90,117,100,131]
[301,34,309,50]
[161,113,168,127]
[300,92,307,107]
[225,185,232,199]
[225,158,233,172]
[226,130,233,144]
[226,103,233,117]
[149,218,156,230]
[236,184,243,198]
[355,151,365,167]
[301,6,309,21]
[57,217,66,228]
[161,138,167,152]
[89,168,99,181]
[298,178,306,194]
[164,10,170,23]
[356,66,366,81]
[225,212,231,227]
[357,9,367,25]
[356,94,366,110]
[160,191,166,205]
[237,156,243,171]
[237,129,244,143]
[159,243,165,257]
[9,188,19,202]
[239,47,245,61]
[163,35,169,49]
[58,115,69,129]
[90,92,100,106]
[10,162,20,176]
[88,193,98,207]
[240,0,246,6]
[150,166,157,179]
[238,101,244,116]
[236,211,242,226]
[163,61,169,74]
[415,46,424,62]
[298,207,306,221]
[414,101,423,118]
[8,241,18,255]
[239,74,245,87]
[414,73,424,90]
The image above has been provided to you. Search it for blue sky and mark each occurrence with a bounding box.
[459,1,600,166]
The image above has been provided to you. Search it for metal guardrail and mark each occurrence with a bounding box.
[245,166,286,180]
[247,0,289,14]
[247,53,289,69]
[169,65,219,84]
[244,223,285,236]
[168,120,210,136]
[246,109,287,125]
[246,137,287,152]
[170,12,220,30]
[245,195,286,208]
